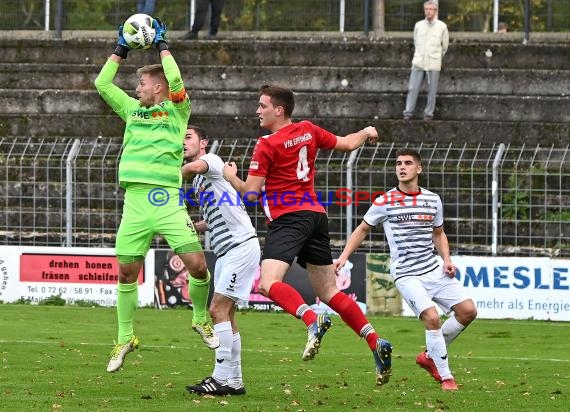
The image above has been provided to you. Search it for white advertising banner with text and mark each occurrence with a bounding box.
[400,256,570,321]
[0,246,154,307]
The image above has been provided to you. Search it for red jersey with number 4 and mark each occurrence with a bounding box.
[248,120,337,221]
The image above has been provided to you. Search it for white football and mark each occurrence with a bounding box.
[122,13,156,50]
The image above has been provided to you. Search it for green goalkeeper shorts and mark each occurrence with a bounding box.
[115,183,203,259]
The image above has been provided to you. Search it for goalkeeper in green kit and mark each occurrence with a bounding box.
[95,19,218,373]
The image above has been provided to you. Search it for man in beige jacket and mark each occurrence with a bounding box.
[403,0,449,122]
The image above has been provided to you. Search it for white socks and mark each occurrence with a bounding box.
[442,314,466,346]
[212,321,233,383]
[426,329,452,380]
[227,332,243,389]
[212,324,244,389]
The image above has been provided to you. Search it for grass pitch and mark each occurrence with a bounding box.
[0,305,567,411]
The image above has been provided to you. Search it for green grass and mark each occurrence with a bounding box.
[0,305,568,411]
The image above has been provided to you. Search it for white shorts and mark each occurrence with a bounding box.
[395,262,471,318]
[214,237,261,306]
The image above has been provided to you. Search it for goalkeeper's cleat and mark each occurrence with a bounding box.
[416,351,442,382]
[192,322,220,349]
[106,335,139,373]
[302,314,332,361]
[441,378,459,391]
[186,376,230,396]
[373,338,393,386]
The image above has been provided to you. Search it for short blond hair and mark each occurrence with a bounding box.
[136,64,167,84]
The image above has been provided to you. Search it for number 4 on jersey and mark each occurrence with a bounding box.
[296,146,310,181]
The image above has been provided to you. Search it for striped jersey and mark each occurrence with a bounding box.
[192,153,257,257]
[363,187,443,281]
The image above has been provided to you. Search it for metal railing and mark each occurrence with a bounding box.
[1,0,568,33]
[1,137,568,257]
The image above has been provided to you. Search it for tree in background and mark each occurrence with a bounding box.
[444,0,550,32]
[1,0,567,32]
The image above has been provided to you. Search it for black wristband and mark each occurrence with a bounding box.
[113,45,129,59]
[156,41,169,52]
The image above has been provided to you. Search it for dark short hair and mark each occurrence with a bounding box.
[396,148,422,164]
[259,84,295,117]
[187,124,208,141]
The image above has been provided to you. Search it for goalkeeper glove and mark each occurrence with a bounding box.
[113,25,130,59]
[153,18,169,52]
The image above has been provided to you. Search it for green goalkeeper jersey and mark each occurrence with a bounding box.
[94,55,191,188]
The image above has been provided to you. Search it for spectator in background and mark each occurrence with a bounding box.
[137,0,156,15]
[403,0,448,122]
[498,22,508,33]
[181,0,226,40]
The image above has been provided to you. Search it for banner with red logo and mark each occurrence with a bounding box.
[0,246,153,306]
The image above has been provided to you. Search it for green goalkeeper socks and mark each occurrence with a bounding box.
[116,281,138,344]
[188,271,211,324]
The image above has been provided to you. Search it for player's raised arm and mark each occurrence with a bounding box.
[94,25,136,120]
[152,19,189,112]
[334,125,379,152]
[222,162,264,202]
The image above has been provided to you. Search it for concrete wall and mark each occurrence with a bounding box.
[0,31,568,145]
[1,31,568,249]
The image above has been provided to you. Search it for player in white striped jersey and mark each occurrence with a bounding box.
[182,125,261,396]
[335,148,477,391]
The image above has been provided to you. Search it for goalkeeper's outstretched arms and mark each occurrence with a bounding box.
[94,25,135,119]
[153,18,187,105]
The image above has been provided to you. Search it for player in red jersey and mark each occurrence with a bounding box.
[223,84,393,386]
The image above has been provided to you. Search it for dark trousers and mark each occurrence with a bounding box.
[191,0,226,35]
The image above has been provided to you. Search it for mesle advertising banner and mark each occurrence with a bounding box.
[399,256,570,321]
[0,246,154,306]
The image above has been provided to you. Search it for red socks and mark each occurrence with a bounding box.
[268,282,317,326]
[268,284,381,350]
[328,292,379,350]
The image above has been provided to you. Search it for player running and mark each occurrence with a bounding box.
[94,20,217,373]
[335,148,477,391]
[222,85,393,386]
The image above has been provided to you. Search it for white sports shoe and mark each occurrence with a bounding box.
[302,314,332,361]
[106,335,139,373]
[192,322,220,349]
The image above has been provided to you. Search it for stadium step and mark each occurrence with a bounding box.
[1,63,567,97]
[0,88,568,129]
[2,36,568,70]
